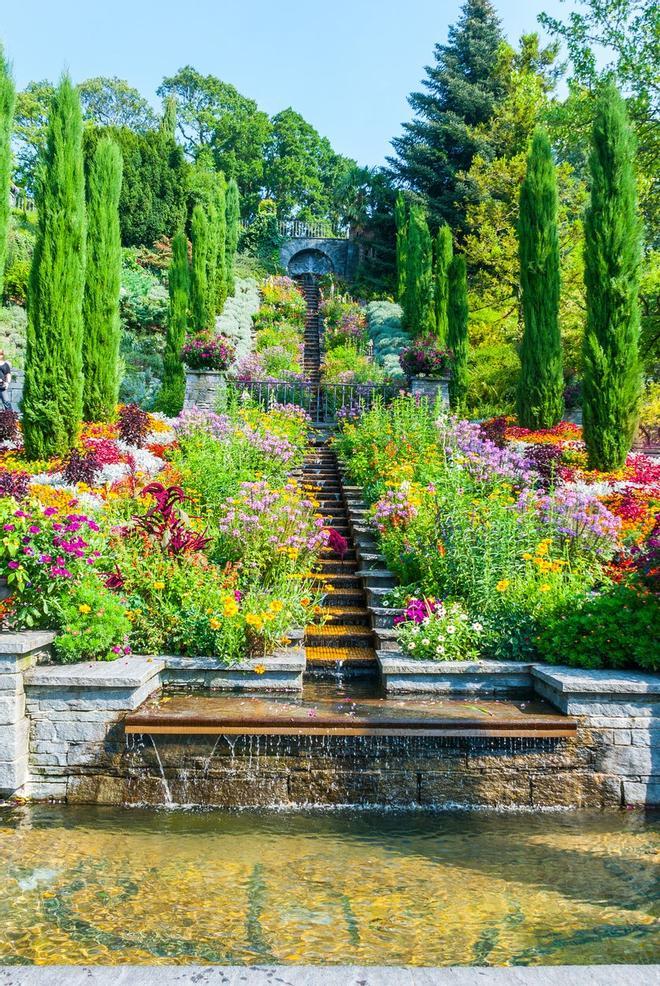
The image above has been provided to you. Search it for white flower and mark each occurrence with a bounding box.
[408,642,416,650]
[436,646,445,655]
[471,621,484,633]
[446,625,457,634]
[422,638,431,646]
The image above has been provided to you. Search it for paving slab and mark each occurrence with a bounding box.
[0,966,654,986]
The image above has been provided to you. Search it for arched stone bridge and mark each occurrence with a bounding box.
[280,236,359,279]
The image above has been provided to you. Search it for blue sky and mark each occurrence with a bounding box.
[2,0,575,166]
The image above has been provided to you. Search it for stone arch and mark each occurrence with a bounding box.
[287,247,335,276]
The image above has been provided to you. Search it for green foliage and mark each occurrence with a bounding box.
[238,200,283,276]
[447,255,469,409]
[0,45,15,297]
[366,300,411,378]
[404,206,434,336]
[394,192,407,305]
[225,179,240,297]
[119,255,168,332]
[264,108,354,221]
[582,84,642,470]
[536,577,659,672]
[466,342,520,415]
[0,304,27,367]
[214,174,227,311]
[23,76,86,459]
[118,329,164,408]
[434,224,453,343]
[389,0,506,228]
[53,578,131,664]
[83,139,123,422]
[160,95,177,139]
[157,66,271,217]
[84,125,187,248]
[157,230,189,416]
[321,343,387,385]
[517,129,563,428]
[190,203,210,333]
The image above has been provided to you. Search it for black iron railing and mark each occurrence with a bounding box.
[229,379,398,422]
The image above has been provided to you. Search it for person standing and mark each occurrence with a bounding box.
[0,350,12,410]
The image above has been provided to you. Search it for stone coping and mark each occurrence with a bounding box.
[0,965,651,985]
[378,654,660,701]
[24,655,165,689]
[163,649,306,673]
[0,631,56,655]
[533,665,660,697]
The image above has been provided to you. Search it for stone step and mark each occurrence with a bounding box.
[321,606,371,626]
[305,627,374,648]
[305,645,378,667]
[313,574,362,590]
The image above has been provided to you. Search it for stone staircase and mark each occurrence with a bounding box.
[300,277,321,383]
[300,439,378,677]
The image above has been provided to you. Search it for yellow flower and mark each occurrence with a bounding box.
[522,552,533,561]
[153,581,165,590]
[495,579,510,592]
[245,613,263,631]
[209,617,222,630]
[222,599,239,618]
[301,597,311,607]
[254,664,266,675]
[269,599,284,613]
[78,604,91,614]
[539,584,551,593]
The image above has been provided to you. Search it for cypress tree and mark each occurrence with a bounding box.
[205,196,219,328]
[434,224,453,344]
[190,203,210,333]
[404,206,435,336]
[157,230,189,416]
[583,84,642,470]
[225,178,240,297]
[394,192,408,306]
[160,95,177,139]
[0,46,15,297]
[23,76,86,459]
[82,139,123,422]
[517,128,563,429]
[214,173,227,313]
[447,254,469,409]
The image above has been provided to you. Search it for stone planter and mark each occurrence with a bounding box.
[411,374,450,406]
[184,370,226,410]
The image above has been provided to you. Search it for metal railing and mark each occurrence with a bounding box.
[277,220,349,240]
[229,379,398,423]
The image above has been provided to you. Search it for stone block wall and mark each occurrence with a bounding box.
[183,370,226,410]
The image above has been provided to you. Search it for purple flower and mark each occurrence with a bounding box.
[7,560,19,570]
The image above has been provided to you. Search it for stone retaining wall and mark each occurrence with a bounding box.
[0,632,657,807]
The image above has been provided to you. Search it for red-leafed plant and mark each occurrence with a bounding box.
[118,404,150,448]
[134,481,212,556]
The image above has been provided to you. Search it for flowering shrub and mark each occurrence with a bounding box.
[52,578,132,664]
[395,599,482,661]
[0,468,29,500]
[399,338,451,378]
[336,395,657,670]
[320,294,367,351]
[181,334,235,371]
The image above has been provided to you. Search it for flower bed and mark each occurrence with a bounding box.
[181,334,235,371]
[233,276,306,382]
[0,402,326,665]
[335,396,659,672]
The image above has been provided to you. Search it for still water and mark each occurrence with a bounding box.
[1,804,658,966]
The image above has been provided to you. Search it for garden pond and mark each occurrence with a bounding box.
[1,803,657,967]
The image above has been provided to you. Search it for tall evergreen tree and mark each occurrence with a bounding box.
[160,95,177,139]
[214,173,227,313]
[158,230,189,416]
[23,76,86,459]
[225,178,240,297]
[434,224,453,344]
[389,0,505,228]
[404,206,435,336]
[190,203,210,333]
[82,139,123,422]
[0,46,15,296]
[517,128,563,429]
[205,196,219,327]
[394,192,408,305]
[447,254,469,409]
[583,83,642,470]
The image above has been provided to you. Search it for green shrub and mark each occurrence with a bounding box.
[466,343,520,415]
[119,330,164,408]
[322,343,386,384]
[536,578,659,672]
[120,259,168,333]
[53,578,131,664]
[0,304,27,367]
